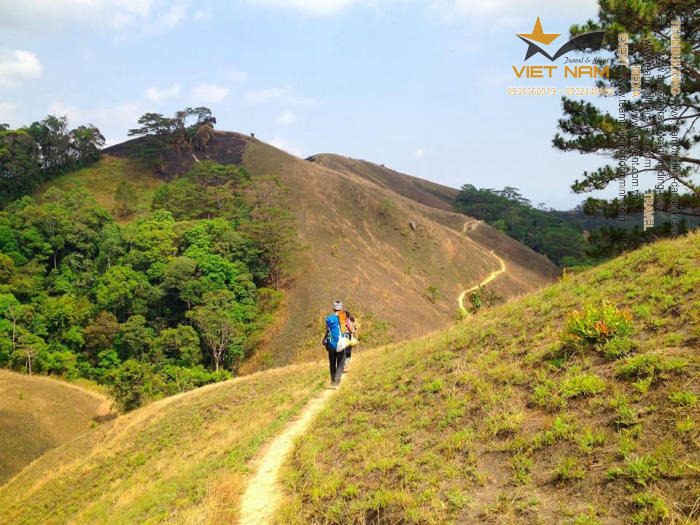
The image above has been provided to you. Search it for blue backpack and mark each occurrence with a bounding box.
[325,314,341,351]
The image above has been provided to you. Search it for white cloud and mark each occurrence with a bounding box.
[0,102,17,121]
[144,83,181,103]
[246,87,286,103]
[431,0,597,22]
[246,87,319,108]
[270,136,302,157]
[194,8,212,20]
[276,111,297,125]
[0,50,42,87]
[193,83,229,103]
[225,68,248,83]
[48,101,140,128]
[414,148,425,158]
[246,0,367,16]
[0,0,191,34]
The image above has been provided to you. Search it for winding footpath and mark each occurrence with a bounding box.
[236,219,507,524]
[238,388,336,524]
[457,251,506,313]
[457,220,507,313]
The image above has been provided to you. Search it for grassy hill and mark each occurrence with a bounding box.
[276,232,699,524]
[306,154,459,213]
[37,155,162,222]
[73,132,559,370]
[0,363,326,524]
[0,371,112,484]
[2,233,695,524]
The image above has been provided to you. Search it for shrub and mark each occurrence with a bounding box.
[563,303,632,353]
[424,285,440,304]
[109,359,152,412]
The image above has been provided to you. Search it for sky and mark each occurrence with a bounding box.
[0,0,623,210]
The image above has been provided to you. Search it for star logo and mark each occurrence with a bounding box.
[517,17,560,45]
[515,17,605,62]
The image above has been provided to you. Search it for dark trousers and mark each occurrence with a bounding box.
[327,349,346,384]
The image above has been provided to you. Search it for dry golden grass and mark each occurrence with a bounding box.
[240,141,559,369]
[0,362,326,524]
[0,370,111,484]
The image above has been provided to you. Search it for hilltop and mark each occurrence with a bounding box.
[100,131,559,368]
[0,370,112,483]
[1,233,695,524]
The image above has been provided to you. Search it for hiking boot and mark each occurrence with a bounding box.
[330,383,339,390]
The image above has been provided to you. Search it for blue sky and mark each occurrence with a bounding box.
[0,0,621,209]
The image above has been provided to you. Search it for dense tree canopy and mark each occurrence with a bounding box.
[127,107,217,166]
[0,160,297,411]
[0,115,104,206]
[454,185,587,266]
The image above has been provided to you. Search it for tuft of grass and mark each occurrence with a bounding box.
[575,427,606,454]
[624,455,659,486]
[601,336,636,359]
[511,453,533,484]
[631,492,669,524]
[616,353,688,380]
[668,391,697,407]
[560,373,606,399]
[554,456,585,484]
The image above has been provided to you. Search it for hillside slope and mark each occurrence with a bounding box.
[2,234,695,525]
[0,371,112,483]
[276,232,699,524]
[306,153,459,212]
[103,132,559,369]
[0,363,325,523]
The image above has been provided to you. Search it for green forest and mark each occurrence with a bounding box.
[0,110,297,411]
[454,185,695,266]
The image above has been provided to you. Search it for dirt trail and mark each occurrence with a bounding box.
[238,218,504,524]
[457,221,507,313]
[238,387,336,525]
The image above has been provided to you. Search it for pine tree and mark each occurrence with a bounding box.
[553,0,698,196]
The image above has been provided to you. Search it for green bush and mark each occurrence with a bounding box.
[563,302,632,353]
[110,359,152,412]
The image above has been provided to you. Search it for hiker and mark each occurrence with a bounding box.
[323,300,352,388]
[343,310,357,373]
